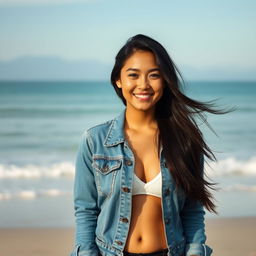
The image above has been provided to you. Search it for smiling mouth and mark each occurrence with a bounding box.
[133,93,154,100]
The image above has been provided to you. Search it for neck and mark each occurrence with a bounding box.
[124,107,158,131]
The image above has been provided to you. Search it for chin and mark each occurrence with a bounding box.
[133,106,155,112]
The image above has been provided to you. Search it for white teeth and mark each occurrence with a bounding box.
[134,94,152,98]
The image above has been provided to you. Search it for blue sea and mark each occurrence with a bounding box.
[0,80,255,227]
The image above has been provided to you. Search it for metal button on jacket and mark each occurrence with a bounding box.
[125,160,133,166]
[103,166,109,172]
[121,187,130,193]
[120,217,129,223]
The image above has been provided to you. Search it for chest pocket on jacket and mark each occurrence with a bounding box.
[92,156,122,197]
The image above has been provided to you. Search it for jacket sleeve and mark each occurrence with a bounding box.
[180,153,213,256]
[70,131,100,256]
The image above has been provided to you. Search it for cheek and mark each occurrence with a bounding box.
[123,78,134,88]
[121,85,133,98]
[155,82,164,96]
[121,80,135,93]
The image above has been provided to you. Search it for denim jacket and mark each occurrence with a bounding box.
[70,108,213,256]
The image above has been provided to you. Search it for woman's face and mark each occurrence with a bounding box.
[116,50,165,113]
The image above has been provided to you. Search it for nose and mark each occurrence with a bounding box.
[138,75,150,89]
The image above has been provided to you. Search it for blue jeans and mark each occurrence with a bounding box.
[123,248,169,256]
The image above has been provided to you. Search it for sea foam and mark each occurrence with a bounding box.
[0,156,255,180]
[0,189,71,200]
[205,156,256,176]
[0,161,74,179]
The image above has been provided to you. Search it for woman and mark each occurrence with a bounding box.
[70,34,232,256]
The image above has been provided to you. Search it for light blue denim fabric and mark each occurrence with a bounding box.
[70,108,213,256]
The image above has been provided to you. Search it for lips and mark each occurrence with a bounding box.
[133,93,153,100]
[133,93,153,98]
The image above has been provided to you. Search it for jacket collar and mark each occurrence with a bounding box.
[104,108,126,147]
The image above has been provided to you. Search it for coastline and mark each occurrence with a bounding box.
[0,217,255,256]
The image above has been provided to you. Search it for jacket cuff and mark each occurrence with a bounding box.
[70,244,100,256]
[185,243,213,256]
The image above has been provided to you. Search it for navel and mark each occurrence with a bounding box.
[137,236,142,242]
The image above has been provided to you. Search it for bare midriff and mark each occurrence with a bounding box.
[124,194,168,253]
[123,124,168,253]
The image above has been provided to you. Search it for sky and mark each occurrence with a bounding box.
[0,0,255,80]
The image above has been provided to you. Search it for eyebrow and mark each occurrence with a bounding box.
[125,68,160,72]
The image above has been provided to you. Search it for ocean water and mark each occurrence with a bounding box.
[0,80,255,227]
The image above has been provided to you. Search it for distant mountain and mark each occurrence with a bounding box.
[0,56,112,81]
[0,56,255,81]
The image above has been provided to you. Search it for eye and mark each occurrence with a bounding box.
[150,73,161,78]
[128,73,138,78]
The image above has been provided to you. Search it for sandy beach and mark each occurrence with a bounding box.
[0,217,256,256]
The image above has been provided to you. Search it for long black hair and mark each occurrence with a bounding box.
[110,34,235,213]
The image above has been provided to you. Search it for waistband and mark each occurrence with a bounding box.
[123,248,169,256]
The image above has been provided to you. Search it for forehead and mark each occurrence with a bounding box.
[122,50,159,69]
